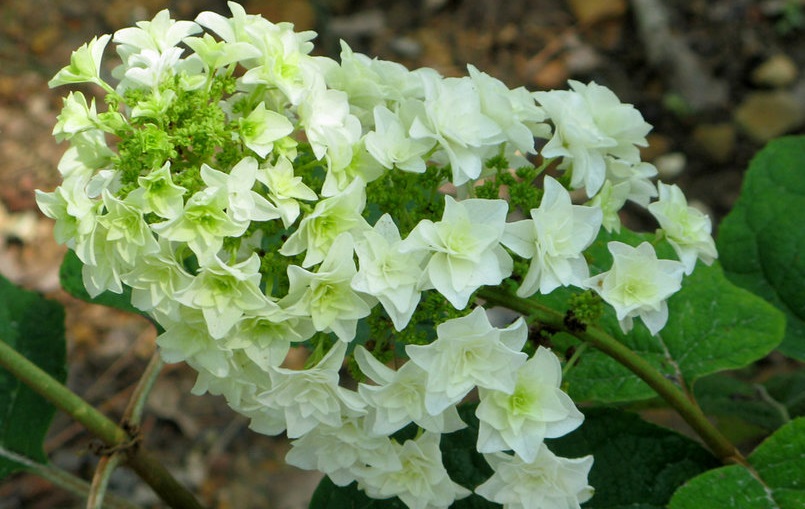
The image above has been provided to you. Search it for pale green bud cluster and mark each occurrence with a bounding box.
[38,4,718,507]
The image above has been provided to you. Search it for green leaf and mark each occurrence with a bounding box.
[0,274,66,479]
[553,229,785,403]
[692,370,805,447]
[669,418,805,509]
[549,408,719,509]
[717,135,805,360]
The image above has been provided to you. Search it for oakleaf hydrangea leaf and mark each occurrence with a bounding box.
[554,229,785,403]
[548,408,719,508]
[717,135,805,360]
[0,274,66,479]
[669,417,805,509]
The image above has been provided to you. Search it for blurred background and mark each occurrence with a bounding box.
[1,0,803,507]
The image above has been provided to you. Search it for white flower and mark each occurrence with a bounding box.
[52,92,99,141]
[354,346,465,435]
[502,176,602,297]
[475,446,594,509]
[400,196,512,309]
[237,102,294,158]
[256,156,318,228]
[325,41,396,124]
[258,341,366,438]
[408,75,505,186]
[282,234,374,342]
[280,178,370,267]
[151,186,247,264]
[605,158,658,208]
[55,130,115,178]
[535,80,651,197]
[406,307,528,415]
[49,34,111,90]
[224,305,315,370]
[285,418,402,487]
[357,432,471,509]
[351,214,427,330]
[476,347,584,462]
[35,173,99,248]
[648,182,717,274]
[584,241,685,335]
[97,191,160,266]
[298,78,362,161]
[122,239,193,322]
[468,64,548,154]
[364,105,432,173]
[174,253,271,339]
[113,8,200,57]
[123,47,186,89]
[130,161,187,219]
[157,307,233,378]
[585,180,630,233]
[183,32,261,70]
[200,157,280,223]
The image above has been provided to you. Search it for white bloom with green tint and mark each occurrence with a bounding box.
[97,191,160,266]
[409,75,504,186]
[401,196,512,309]
[586,179,630,233]
[256,156,318,228]
[35,173,99,248]
[48,34,111,90]
[535,80,651,197]
[476,346,584,462]
[200,157,279,223]
[584,241,685,335]
[406,307,528,415]
[476,446,594,509]
[351,214,426,330]
[286,418,402,487]
[354,346,465,435]
[224,305,315,370]
[131,161,187,219]
[151,186,247,263]
[52,92,99,141]
[282,234,373,342]
[365,105,432,173]
[113,8,200,57]
[156,307,233,377]
[357,432,471,509]
[280,178,370,267]
[122,239,193,322]
[259,342,365,438]
[503,176,602,297]
[175,253,271,339]
[237,102,294,158]
[648,182,717,275]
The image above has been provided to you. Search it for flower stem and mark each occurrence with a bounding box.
[478,286,747,466]
[88,352,165,509]
[0,338,206,509]
[0,445,140,509]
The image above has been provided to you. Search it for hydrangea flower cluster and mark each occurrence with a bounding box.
[38,4,717,507]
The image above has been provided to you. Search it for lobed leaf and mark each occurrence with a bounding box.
[0,274,66,479]
[669,418,805,509]
[717,135,805,360]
